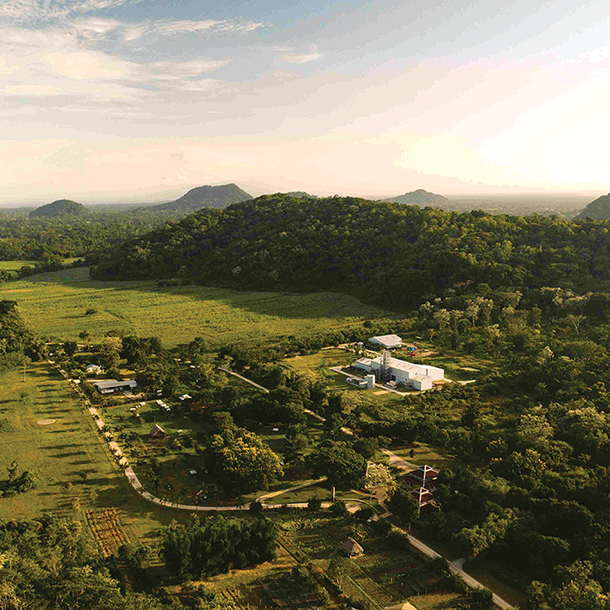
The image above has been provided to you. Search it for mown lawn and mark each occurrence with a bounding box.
[0,363,194,546]
[387,442,454,470]
[0,363,126,521]
[0,268,387,346]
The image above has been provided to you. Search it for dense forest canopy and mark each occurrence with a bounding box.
[0,213,182,262]
[92,194,610,308]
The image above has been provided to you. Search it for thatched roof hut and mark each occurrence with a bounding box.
[341,537,364,557]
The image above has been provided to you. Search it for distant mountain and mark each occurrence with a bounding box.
[30,199,86,218]
[576,193,610,220]
[153,184,252,212]
[384,189,450,206]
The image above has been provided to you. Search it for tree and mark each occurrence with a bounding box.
[100,336,122,370]
[64,341,78,357]
[387,486,419,526]
[208,428,283,494]
[466,303,480,328]
[308,441,367,491]
[160,516,277,578]
[467,587,494,609]
[364,462,394,500]
[328,556,351,586]
[433,309,451,331]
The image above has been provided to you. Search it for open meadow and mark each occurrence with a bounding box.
[0,362,195,546]
[0,260,37,274]
[0,268,387,346]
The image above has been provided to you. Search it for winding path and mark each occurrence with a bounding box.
[57,362,513,608]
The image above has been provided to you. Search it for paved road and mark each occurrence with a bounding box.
[404,532,513,609]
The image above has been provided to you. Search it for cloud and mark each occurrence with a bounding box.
[571,43,610,64]
[282,52,324,64]
[0,0,140,25]
[41,50,137,80]
[4,83,63,95]
[122,18,266,41]
[149,59,230,78]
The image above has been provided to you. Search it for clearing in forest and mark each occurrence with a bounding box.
[0,268,387,346]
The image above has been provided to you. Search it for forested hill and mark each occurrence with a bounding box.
[383,189,450,206]
[30,199,86,218]
[152,183,252,212]
[576,192,610,220]
[91,194,610,307]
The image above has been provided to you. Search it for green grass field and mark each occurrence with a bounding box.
[0,268,387,346]
[0,363,194,544]
[0,260,37,273]
[0,362,125,521]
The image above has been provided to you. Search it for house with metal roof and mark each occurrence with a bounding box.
[90,379,138,394]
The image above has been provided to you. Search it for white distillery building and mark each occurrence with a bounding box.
[353,353,443,391]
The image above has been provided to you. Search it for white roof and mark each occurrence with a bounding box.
[371,334,402,345]
[367,356,443,377]
[387,357,443,374]
[91,379,137,390]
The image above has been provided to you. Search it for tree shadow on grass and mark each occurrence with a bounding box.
[17,268,386,321]
[46,450,86,458]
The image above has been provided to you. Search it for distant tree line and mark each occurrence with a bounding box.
[92,194,610,309]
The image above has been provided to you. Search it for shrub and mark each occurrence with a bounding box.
[249,500,264,515]
[307,497,322,511]
[355,506,374,521]
[329,500,348,517]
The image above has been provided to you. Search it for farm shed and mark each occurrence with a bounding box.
[149,424,167,440]
[369,334,403,349]
[90,379,138,394]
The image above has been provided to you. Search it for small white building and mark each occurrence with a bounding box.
[85,364,103,375]
[353,355,443,391]
[369,334,403,350]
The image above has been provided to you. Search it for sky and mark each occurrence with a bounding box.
[2,0,610,204]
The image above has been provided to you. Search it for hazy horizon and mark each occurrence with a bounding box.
[2,0,610,201]
[0,187,600,210]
